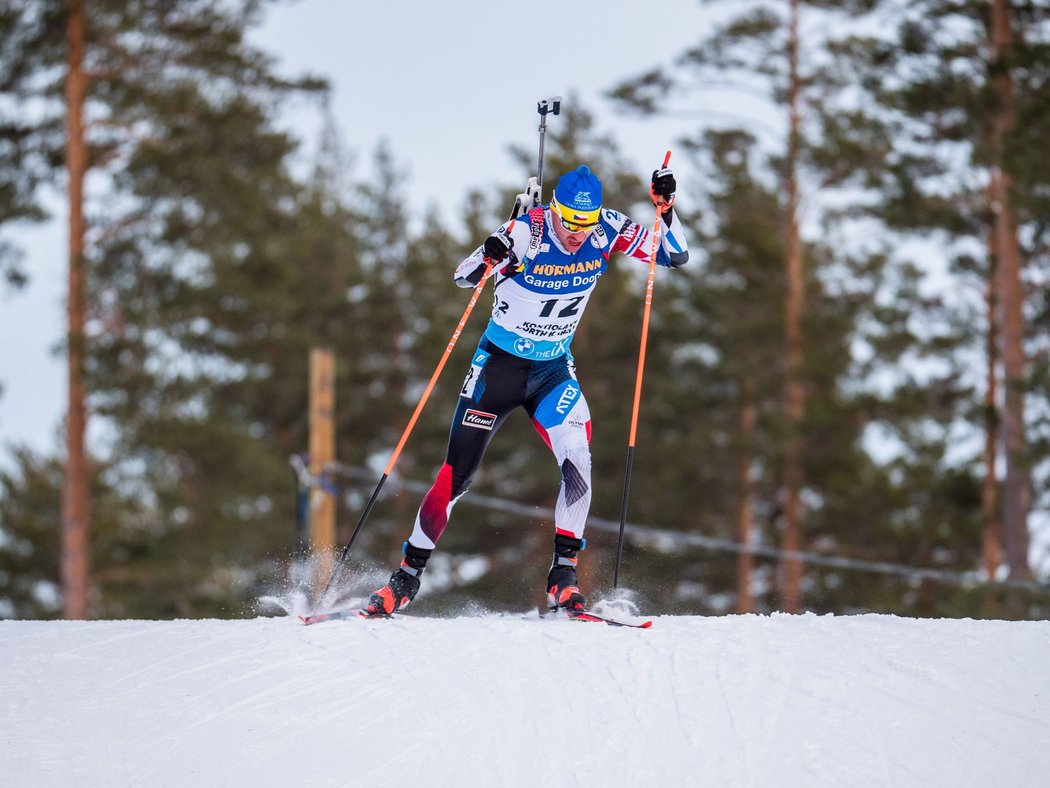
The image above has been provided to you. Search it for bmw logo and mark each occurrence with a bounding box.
[514,338,535,355]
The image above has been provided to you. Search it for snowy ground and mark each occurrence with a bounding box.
[2,612,1049,788]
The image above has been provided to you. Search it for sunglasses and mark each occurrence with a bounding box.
[551,197,599,234]
[557,216,598,234]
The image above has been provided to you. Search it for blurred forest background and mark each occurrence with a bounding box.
[2,0,1049,620]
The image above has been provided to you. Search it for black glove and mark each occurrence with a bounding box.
[650,167,677,211]
[483,230,513,263]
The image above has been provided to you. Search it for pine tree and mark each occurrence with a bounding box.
[610,1,897,611]
[0,0,329,617]
[853,0,1050,584]
[648,129,788,613]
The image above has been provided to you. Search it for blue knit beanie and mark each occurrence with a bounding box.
[553,165,602,219]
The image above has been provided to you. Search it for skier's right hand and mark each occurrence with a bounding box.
[483,231,513,263]
[650,167,677,210]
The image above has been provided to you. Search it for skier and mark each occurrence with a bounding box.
[365,164,689,616]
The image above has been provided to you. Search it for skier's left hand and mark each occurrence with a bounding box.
[650,167,676,211]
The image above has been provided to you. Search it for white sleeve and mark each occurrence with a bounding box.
[657,208,689,268]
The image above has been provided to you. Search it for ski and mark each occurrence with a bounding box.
[298,608,652,628]
[298,609,388,625]
[564,609,653,628]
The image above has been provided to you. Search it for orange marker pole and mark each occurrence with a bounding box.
[315,223,513,606]
[614,152,672,588]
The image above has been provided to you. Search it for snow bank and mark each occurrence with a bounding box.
[3,613,1049,787]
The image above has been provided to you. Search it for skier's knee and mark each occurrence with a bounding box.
[559,445,591,505]
[560,443,591,479]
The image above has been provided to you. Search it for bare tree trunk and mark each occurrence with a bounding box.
[989,0,1031,580]
[981,198,1002,580]
[780,0,806,613]
[62,0,90,619]
[735,381,757,614]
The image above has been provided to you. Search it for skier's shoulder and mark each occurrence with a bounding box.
[598,206,631,233]
[595,207,644,249]
[499,207,542,241]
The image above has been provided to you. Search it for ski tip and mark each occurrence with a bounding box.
[299,609,391,625]
[565,609,653,628]
[299,612,341,625]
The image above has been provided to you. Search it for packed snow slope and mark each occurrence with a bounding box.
[3,612,1049,788]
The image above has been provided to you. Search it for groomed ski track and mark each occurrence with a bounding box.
[3,613,1049,787]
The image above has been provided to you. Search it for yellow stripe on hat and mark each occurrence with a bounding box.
[551,196,600,227]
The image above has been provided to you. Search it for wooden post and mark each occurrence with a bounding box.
[309,349,336,559]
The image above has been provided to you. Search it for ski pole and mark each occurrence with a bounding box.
[314,225,514,605]
[535,96,561,203]
[613,151,672,588]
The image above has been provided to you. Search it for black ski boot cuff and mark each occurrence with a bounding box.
[400,542,432,577]
[553,534,585,560]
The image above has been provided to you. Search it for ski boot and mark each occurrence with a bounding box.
[364,542,431,616]
[546,533,587,613]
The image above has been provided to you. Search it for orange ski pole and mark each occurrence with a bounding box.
[315,224,513,604]
[614,152,671,588]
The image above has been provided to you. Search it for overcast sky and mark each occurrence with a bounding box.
[0,0,736,459]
